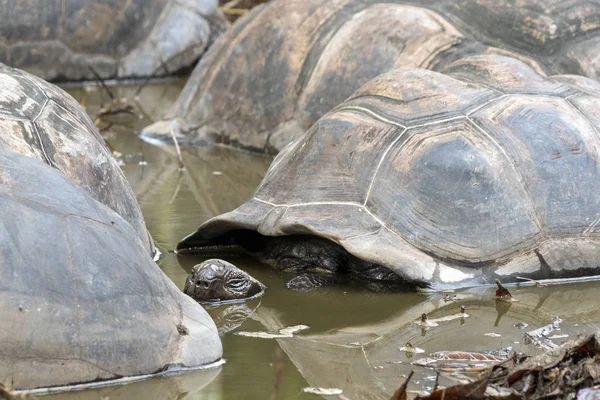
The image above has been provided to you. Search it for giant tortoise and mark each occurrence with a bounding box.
[0,151,221,389]
[0,0,224,81]
[177,55,600,291]
[141,0,600,153]
[0,62,151,252]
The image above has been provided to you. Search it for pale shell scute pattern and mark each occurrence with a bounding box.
[183,55,600,289]
[0,63,151,252]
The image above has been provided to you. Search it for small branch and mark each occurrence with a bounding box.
[170,126,185,170]
[87,65,114,102]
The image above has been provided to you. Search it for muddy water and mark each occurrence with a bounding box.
[46,80,600,399]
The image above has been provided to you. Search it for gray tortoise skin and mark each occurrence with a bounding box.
[178,55,600,290]
[142,0,600,153]
[0,0,223,81]
[184,259,266,303]
[0,151,221,390]
[0,62,152,252]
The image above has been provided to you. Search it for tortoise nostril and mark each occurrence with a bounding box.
[196,280,210,290]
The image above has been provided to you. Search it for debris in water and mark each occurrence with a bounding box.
[413,351,508,370]
[302,387,343,395]
[516,276,547,287]
[235,324,310,339]
[428,306,470,324]
[278,324,309,335]
[444,294,459,302]
[416,313,439,328]
[400,342,425,354]
[513,322,529,329]
[547,334,569,340]
[406,333,600,399]
[552,316,563,329]
[235,331,292,339]
[495,279,517,303]
[524,317,565,350]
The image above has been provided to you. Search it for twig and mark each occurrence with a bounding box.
[134,57,171,96]
[170,125,185,170]
[432,371,440,393]
[222,7,248,15]
[516,276,546,287]
[169,171,183,205]
[87,65,114,102]
[95,104,135,120]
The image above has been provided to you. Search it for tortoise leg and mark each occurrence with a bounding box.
[285,274,348,291]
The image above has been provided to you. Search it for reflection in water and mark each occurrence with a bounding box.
[44,368,221,400]
[58,81,600,399]
[206,299,263,336]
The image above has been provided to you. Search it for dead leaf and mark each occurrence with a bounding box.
[495,279,516,302]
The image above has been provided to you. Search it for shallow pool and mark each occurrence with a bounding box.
[43,80,600,400]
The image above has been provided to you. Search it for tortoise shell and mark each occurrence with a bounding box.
[178,55,600,289]
[0,151,221,389]
[0,0,222,81]
[0,63,151,252]
[141,0,600,153]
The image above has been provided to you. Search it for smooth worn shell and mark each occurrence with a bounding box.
[0,0,222,81]
[0,63,152,252]
[179,55,600,289]
[0,151,222,389]
[141,0,600,153]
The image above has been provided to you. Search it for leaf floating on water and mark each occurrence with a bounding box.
[485,333,502,338]
[236,323,309,339]
[413,351,508,369]
[278,324,310,335]
[235,331,292,339]
[400,343,425,354]
[429,312,470,324]
[302,387,343,395]
[495,279,517,302]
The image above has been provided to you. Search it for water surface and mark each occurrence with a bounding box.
[46,80,600,399]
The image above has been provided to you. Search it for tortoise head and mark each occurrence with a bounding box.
[184,259,266,303]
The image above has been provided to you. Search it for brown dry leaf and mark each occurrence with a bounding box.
[495,279,516,302]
